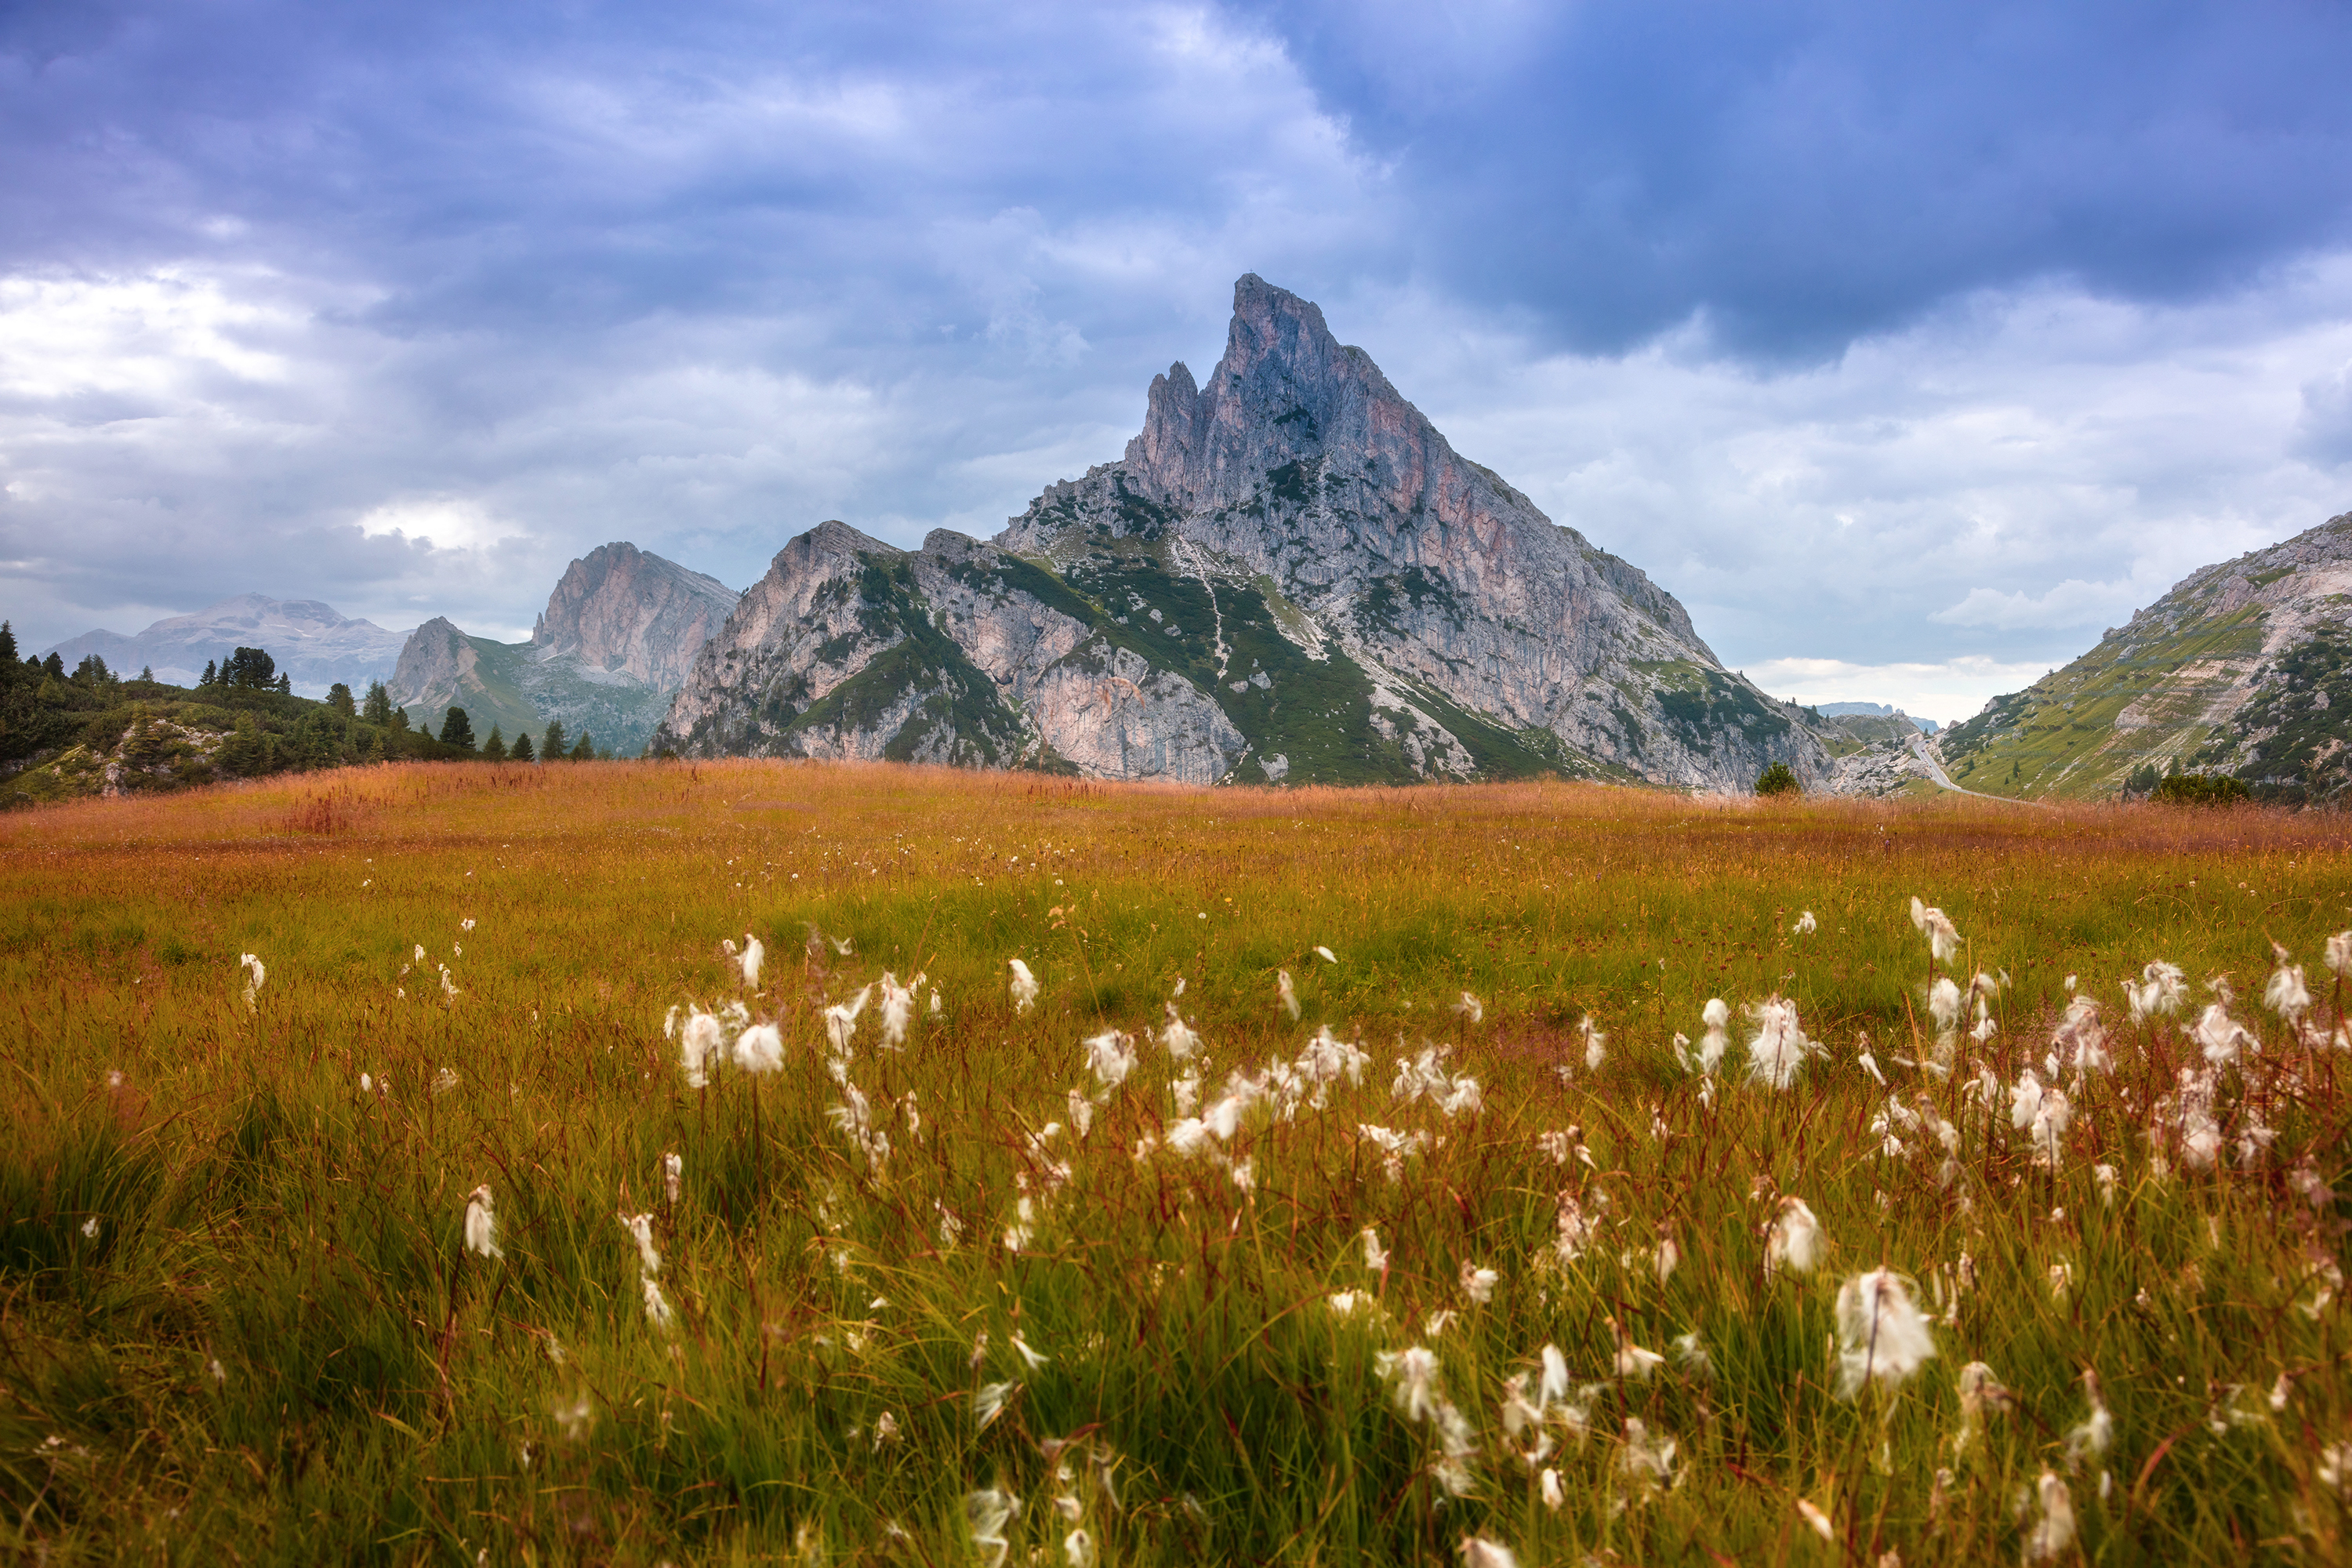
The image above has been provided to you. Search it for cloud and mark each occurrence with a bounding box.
[1254,0,2352,356]
[1928,578,2144,631]
[1743,655,2057,728]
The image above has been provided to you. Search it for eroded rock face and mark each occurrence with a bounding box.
[655,276,1831,790]
[532,543,739,690]
[390,546,742,756]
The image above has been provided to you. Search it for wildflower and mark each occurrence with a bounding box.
[1066,1088,1093,1138]
[1540,1468,1565,1511]
[1671,1331,1711,1377]
[1834,1269,1936,1396]
[641,1275,674,1330]
[661,1151,683,1204]
[1745,996,1820,1089]
[463,1185,503,1259]
[975,1381,1019,1430]
[1797,1499,1835,1541]
[80,1216,100,1240]
[1697,998,1730,1074]
[1011,1332,1050,1371]
[2192,998,2254,1066]
[1063,1528,1095,1568]
[824,985,872,1054]
[1276,969,1300,1020]
[238,953,266,1011]
[2264,959,2312,1025]
[2020,1471,2076,1563]
[739,932,764,989]
[1328,1290,1367,1316]
[1454,991,1484,1025]
[1461,1263,1499,1304]
[1314,945,1338,963]
[2124,960,2187,1022]
[1083,1029,1136,1096]
[620,1212,660,1276]
[1158,1003,1201,1061]
[1361,1227,1389,1272]
[1656,1227,1682,1285]
[733,1022,784,1075]
[1794,910,1818,935]
[1618,1417,1677,1486]
[1008,959,1040,1014]
[1611,1318,1664,1380]
[1457,1537,1519,1568]
[877,971,918,1049]
[1956,1361,2013,1453]
[1909,897,1962,964]
[2063,1370,2114,1468]
[1580,1014,1606,1073]
[679,1007,726,1088]
[965,1486,1019,1568]
[1859,1044,1886,1086]
[2327,930,2352,977]
[1376,1345,1443,1423]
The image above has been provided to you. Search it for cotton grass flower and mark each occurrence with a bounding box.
[2193,997,2255,1066]
[1082,1029,1136,1096]
[2064,1370,2114,1468]
[1460,1263,1499,1305]
[1793,909,1817,935]
[2326,930,2352,977]
[463,1185,503,1259]
[1580,1014,1607,1072]
[1764,1197,1825,1277]
[974,1381,1019,1431]
[1158,1002,1201,1061]
[678,1006,726,1089]
[1457,1536,1519,1568]
[1744,996,1820,1089]
[1454,991,1483,1025]
[964,1487,1019,1568]
[662,1151,682,1205]
[1276,968,1300,1020]
[1697,998,1730,1074]
[876,971,920,1049]
[2265,958,2313,1026]
[238,953,266,1011]
[1796,1499,1835,1541]
[640,1275,674,1330]
[1910,896,1962,964]
[1610,1317,1665,1381]
[2125,960,2188,1022]
[1008,959,1040,1014]
[824,985,872,1054]
[732,1022,784,1075]
[620,1212,660,1276]
[738,932,764,989]
[2021,1471,2077,1563]
[1314,945,1338,963]
[1375,1345,1444,1423]
[1833,1269,1936,1396]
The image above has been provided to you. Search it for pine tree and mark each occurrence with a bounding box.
[140,665,154,682]
[327,682,355,717]
[274,673,292,695]
[200,659,217,686]
[0,621,17,664]
[219,711,265,776]
[481,725,507,761]
[361,681,392,724]
[42,652,64,681]
[568,731,595,762]
[509,730,535,762]
[541,719,568,760]
[439,707,477,750]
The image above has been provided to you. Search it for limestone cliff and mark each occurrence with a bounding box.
[655,276,1830,790]
[390,546,740,755]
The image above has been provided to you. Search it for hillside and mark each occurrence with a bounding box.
[1936,510,2352,803]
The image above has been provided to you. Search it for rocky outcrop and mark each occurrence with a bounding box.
[656,276,1831,790]
[390,547,741,756]
[1936,510,2352,803]
[532,543,738,690]
[45,595,410,694]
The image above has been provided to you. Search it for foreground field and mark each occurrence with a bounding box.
[2,761,2348,1566]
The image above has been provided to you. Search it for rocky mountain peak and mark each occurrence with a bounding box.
[531,542,739,691]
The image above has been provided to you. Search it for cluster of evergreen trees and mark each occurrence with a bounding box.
[2,617,613,808]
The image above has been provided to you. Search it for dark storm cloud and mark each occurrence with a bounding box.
[1254,0,2352,355]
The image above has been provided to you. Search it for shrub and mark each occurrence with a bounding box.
[1755,761,1800,797]
[2152,772,2249,806]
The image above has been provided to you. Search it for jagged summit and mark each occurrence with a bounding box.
[654,277,1825,789]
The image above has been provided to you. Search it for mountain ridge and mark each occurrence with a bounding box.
[652,275,1829,790]
[45,595,410,695]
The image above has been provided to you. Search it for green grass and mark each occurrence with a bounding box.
[0,761,2347,1564]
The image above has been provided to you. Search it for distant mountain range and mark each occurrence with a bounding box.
[385,543,739,757]
[44,596,410,695]
[653,276,1829,790]
[1936,509,2352,804]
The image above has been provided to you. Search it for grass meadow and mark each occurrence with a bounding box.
[2,760,2348,1566]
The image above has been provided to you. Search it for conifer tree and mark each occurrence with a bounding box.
[568,731,595,762]
[509,730,535,762]
[201,659,217,686]
[0,621,18,663]
[328,682,355,717]
[439,707,477,750]
[481,725,507,761]
[541,719,568,760]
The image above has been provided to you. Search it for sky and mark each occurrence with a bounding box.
[5,1,2352,723]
